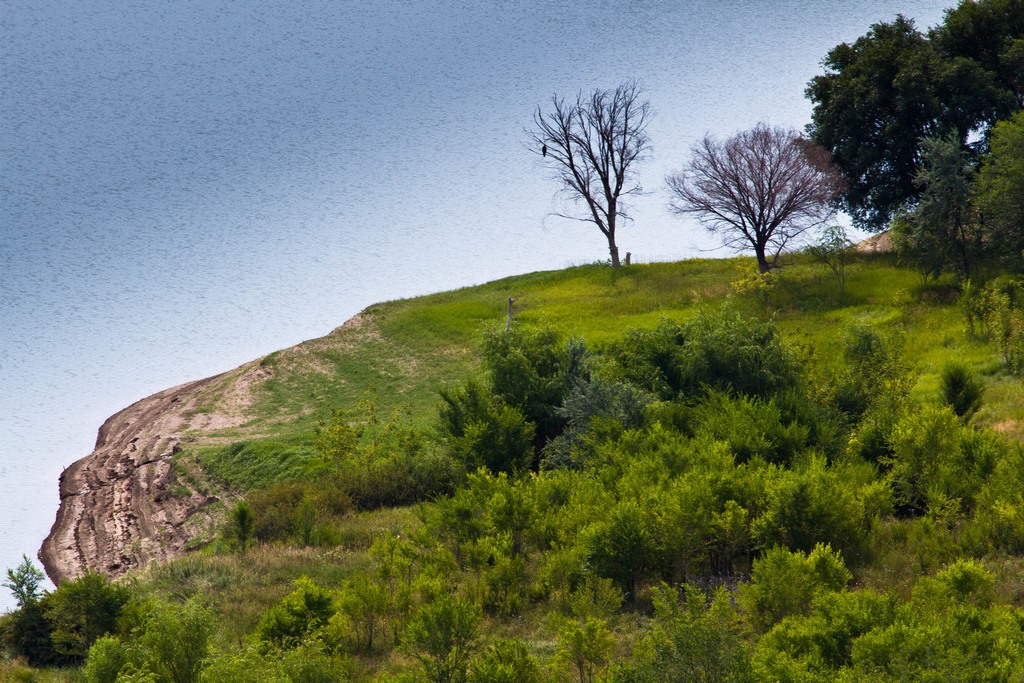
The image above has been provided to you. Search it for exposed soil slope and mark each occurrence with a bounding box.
[38,312,399,584]
[38,362,265,583]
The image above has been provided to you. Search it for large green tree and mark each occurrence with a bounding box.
[930,0,1024,106]
[892,133,981,278]
[976,110,1024,260]
[807,6,1021,231]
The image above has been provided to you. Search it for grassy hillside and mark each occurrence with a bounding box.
[12,252,1024,682]
[187,252,1021,476]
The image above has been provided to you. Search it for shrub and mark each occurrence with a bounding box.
[692,391,810,465]
[939,361,984,420]
[0,601,62,666]
[831,322,913,422]
[585,500,663,600]
[228,500,255,553]
[279,640,353,683]
[740,544,851,633]
[312,403,451,510]
[133,598,216,683]
[934,559,995,607]
[337,575,390,651]
[553,615,615,683]
[542,378,653,470]
[247,483,309,543]
[405,594,481,683]
[83,635,133,683]
[438,380,535,475]
[609,308,800,401]
[45,573,129,659]
[468,639,541,683]
[807,225,854,295]
[883,405,981,516]
[255,577,335,648]
[754,589,896,676]
[0,558,61,666]
[752,459,886,564]
[970,442,1024,553]
[980,279,1024,373]
[482,326,590,450]
[200,645,289,683]
[614,584,752,683]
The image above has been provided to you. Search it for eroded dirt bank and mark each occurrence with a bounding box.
[37,313,376,585]
[38,363,265,584]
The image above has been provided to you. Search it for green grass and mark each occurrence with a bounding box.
[133,506,419,646]
[197,438,317,491]
[184,252,1024,504]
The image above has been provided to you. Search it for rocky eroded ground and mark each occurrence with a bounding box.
[39,312,380,584]
[37,362,265,583]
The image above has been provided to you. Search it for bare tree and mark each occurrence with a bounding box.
[667,123,844,273]
[528,81,652,267]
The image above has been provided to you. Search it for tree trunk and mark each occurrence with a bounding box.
[608,241,620,268]
[755,246,770,273]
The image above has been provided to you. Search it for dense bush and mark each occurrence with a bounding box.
[255,577,336,648]
[609,308,800,401]
[438,380,535,475]
[740,544,852,633]
[691,391,810,465]
[584,499,663,599]
[939,360,985,420]
[467,639,541,683]
[830,322,913,423]
[481,326,591,451]
[45,573,130,660]
[614,584,753,683]
[404,594,481,683]
[84,598,216,683]
[542,378,653,470]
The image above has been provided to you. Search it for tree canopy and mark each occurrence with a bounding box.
[807,3,1023,231]
[892,132,980,278]
[667,124,843,273]
[976,110,1024,261]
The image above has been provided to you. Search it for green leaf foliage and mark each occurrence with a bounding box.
[255,577,336,648]
[740,544,852,633]
[614,584,753,683]
[939,360,984,420]
[808,4,1021,230]
[438,380,535,475]
[609,307,799,401]
[976,110,1024,263]
[45,573,129,659]
[405,594,481,683]
[467,639,541,683]
[4,555,45,609]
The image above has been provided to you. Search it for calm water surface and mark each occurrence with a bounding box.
[0,0,946,609]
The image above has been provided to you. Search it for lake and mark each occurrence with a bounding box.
[0,0,947,610]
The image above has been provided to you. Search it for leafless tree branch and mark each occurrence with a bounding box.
[527,80,652,267]
[667,123,845,273]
